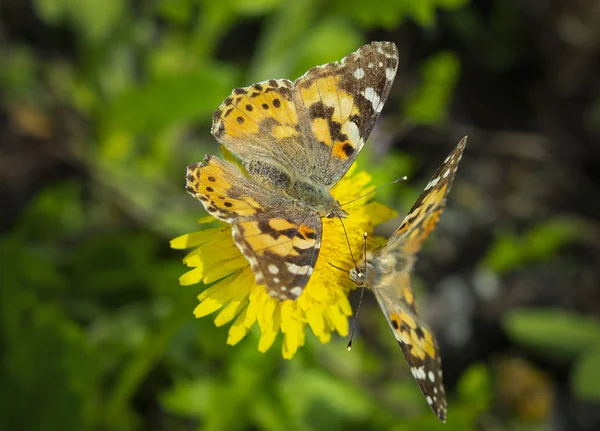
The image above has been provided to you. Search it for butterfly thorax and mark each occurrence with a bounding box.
[350,252,415,287]
[244,158,346,218]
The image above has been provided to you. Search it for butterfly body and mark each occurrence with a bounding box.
[187,42,399,300]
[349,137,468,422]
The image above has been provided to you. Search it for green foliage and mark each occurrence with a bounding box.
[405,51,461,125]
[331,0,470,29]
[481,217,587,274]
[33,0,125,43]
[503,309,600,403]
[7,0,582,429]
[503,309,600,359]
[105,67,238,134]
[572,346,600,402]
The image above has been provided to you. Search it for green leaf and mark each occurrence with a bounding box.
[280,368,375,429]
[0,287,101,431]
[481,217,587,274]
[33,0,125,43]
[503,309,600,359]
[104,66,237,134]
[161,379,213,418]
[572,345,600,401]
[456,363,492,411]
[405,51,460,125]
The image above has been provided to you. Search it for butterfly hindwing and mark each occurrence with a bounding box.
[186,156,321,299]
[232,211,321,300]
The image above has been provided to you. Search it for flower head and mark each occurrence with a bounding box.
[171,166,395,359]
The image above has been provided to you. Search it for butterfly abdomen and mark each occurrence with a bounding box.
[244,159,292,190]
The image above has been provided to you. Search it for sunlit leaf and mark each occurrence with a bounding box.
[504,309,600,359]
[572,346,600,402]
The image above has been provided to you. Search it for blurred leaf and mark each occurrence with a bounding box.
[161,378,213,418]
[281,367,375,430]
[504,309,600,359]
[14,181,86,241]
[248,0,322,81]
[572,345,600,402]
[233,0,283,16]
[0,287,100,431]
[33,0,125,43]
[106,295,194,427]
[104,66,237,134]
[157,0,195,24]
[292,19,363,78]
[0,46,41,104]
[482,217,587,274]
[405,51,460,125]
[456,362,492,412]
[332,0,470,29]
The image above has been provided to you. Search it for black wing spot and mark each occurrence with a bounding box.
[341,143,354,157]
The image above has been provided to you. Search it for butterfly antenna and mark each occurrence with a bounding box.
[337,214,357,270]
[347,232,369,351]
[327,262,349,274]
[347,286,365,351]
[340,176,408,207]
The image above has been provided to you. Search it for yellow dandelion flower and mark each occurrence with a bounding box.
[171,166,396,359]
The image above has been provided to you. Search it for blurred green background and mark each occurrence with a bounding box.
[2,0,600,430]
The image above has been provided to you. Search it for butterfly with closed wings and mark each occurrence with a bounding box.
[350,136,468,422]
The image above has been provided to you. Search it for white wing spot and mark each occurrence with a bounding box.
[286,262,313,275]
[426,176,440,190]
[353,68,365,79]
[361,87,381,112]
[443,168,451,178]
[426,396,433,405]
[273,277,280,283]
[378,61,383,67]
[428,371,436,382]
[368,62,373,68]
[290,286,303,297]
[411,366,426,380]
[268,264,279,274]
[281,285,287,291]
[386,67,395,81]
